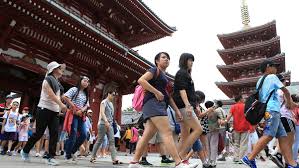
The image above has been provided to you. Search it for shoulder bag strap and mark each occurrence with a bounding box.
[257,75,268,91]
[266,90,275,104]
[168,107,177,124]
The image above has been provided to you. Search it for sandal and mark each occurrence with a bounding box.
[90,157,96,163]
[112,160,123,165]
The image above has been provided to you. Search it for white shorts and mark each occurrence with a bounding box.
[247,131,258,153]
[19,135,28,142]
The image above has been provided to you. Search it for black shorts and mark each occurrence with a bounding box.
[281,117,296,133]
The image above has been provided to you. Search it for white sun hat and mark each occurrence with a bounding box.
[46,61,66,75]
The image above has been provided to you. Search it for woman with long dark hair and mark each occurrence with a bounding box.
[63,76,90,163]
[173,53,203,161]
[129,52,197,168]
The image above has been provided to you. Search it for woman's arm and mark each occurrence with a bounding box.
[138,71,163,101]
[169,97,183,121]
[61,95,75,108]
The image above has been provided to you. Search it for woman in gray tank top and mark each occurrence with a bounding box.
[90,87,123,165]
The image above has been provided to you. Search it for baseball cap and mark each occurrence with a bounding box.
[260,60,280,73]
[46,61,66,75]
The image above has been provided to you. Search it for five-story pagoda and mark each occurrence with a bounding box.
[215,0,289,99]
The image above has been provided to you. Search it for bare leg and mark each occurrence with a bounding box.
[279,134,296,166]
[248,135,273,160]
[131,119,158,163]
[178,116,202,158]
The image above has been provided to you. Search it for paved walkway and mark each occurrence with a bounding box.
[0,152,278,168]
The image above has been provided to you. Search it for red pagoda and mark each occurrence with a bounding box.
[215,1,289,99]
[0,0,175,129]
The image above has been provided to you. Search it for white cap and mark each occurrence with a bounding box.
[46,61,65,75]
[87,109,93,113]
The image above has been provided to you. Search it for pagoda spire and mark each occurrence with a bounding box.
[241,0,250,29]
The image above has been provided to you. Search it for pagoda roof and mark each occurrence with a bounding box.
[217,20,277,49]
[217,53,285,81]
[217,36,280,55]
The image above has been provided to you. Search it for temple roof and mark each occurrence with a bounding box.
[217,20,277,49]
[217,36,280,55]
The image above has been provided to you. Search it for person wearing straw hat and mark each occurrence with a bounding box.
[21,61,67,166]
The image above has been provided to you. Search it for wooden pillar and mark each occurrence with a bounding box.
[89,82,103,133]
[19,91,30,113]
[114,95,122,125]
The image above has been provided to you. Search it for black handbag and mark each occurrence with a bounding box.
[244,75,275,125]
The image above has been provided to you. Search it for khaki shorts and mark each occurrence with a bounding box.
[179,108,197,121]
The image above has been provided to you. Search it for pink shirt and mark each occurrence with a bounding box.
[19,121,29,137]
[293,107,299,126]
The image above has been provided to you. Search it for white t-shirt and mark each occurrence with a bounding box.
[114,125,121,138]
[277,89,294,121]
[38,80,61,112]
[3,110,19,132]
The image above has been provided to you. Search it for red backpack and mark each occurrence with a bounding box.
[132,68,160,112]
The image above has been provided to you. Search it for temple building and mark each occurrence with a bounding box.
[0,0,175,129]
[215,0,290,100]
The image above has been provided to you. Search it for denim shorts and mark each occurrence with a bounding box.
[263,111,287,138]
[192,139,203,152]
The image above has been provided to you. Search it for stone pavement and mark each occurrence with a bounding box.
[0,152,278,168]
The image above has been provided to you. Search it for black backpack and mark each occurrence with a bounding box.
[244,75,275,125]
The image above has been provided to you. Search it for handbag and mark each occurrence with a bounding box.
[169,107,181,135]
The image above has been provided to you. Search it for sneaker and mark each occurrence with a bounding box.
[60,151,64,156]
[21,150,30,162]
[286,164,299,168]
[13,150,17,156]
[0,150,6,155]
[46,158,59,166]
[7,151,12,156]
[241,156,257,168]
[43,152,49,159]
[139,160,153,166]
[129,162,144,168]
[218,157,226,161]
[270,153,284,168]
[161,158,175,164]
[175,162,199,168]
[35,153,42,157]
[65,158,77,164]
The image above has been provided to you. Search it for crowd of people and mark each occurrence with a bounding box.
[0,53,299,168]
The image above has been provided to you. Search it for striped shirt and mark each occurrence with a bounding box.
[64,87,89,108]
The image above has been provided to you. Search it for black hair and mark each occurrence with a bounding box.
[103,86,117,99]
[195,90,205,104]
[72,76,89,105]
[154,52,170,66]
[234,95,243,102]
[179,53,195,72]
[291,94,299,103]
[216,100,223,107]
[205,101,214,108]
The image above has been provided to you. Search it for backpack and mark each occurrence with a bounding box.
[132,68,160,112]
[244,75,275,125]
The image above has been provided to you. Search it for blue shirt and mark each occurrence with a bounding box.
[256,74,284,112]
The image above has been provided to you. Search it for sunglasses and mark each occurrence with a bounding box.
[112,92,118,96]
